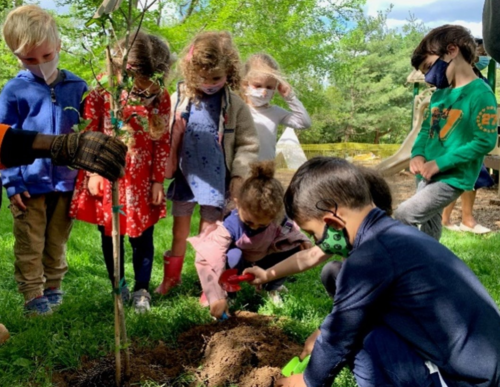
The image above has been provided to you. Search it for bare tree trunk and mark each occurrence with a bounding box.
[181,0,199,23]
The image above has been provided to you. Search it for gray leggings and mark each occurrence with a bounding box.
[394,180,463,241]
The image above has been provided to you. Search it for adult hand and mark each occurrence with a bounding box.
[210,299,230,320]
[300,329,321,360]
[276,374,307,387]
[409,156,426,175]
[277,81,292,98]
[50,132,127,181]
[243,266,269,286]
[151,182,164,205]
[88,175,104,197]
[420,160,440,181]
[10,191,30,211]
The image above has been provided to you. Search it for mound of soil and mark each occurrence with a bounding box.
[53,311,302,387]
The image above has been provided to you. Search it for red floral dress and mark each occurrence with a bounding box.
[70,89,171,237]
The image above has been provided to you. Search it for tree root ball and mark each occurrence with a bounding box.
[0,324,10,345]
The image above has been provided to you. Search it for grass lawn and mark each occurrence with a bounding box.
[0,189,500,386]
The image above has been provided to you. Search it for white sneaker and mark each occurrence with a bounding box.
[459,223,491,234]
[132,289,151,313]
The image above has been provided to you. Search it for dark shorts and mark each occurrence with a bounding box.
[474,164,494,190]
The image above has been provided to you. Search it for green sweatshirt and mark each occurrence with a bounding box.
[411,78,498,191]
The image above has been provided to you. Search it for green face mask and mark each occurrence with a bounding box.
[316,224,351,258]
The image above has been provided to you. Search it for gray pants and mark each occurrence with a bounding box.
[394,180,463,241]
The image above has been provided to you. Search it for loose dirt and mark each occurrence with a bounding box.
[53,312,302,387]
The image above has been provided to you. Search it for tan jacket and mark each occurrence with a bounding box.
[169,82,259,178]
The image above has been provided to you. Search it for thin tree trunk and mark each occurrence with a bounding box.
[112,182,122,387]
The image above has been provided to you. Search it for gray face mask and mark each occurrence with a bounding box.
[24,53,59,83]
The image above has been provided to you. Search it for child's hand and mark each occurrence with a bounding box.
[277,82,292,98]
[10,191,30,211]
[243,266,269,286]
[210,299,230,320]
[300,328,321,360]
[229,176,243,199]
[276,374,307,387]
[88,175,104,197]
[151,182,164,206]
[420,160,440,181]
[409,156,426,175]
[299,241,313,251]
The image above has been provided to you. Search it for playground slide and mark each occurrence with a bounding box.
[376,97,431,177]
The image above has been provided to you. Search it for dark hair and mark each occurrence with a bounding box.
[238,161,284,221]
[114,31,173,79]
[411,24,477,69]
[284,157,392,223]
[358,166,393,216]
[113,31,173,140]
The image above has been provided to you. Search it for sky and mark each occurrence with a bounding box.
[364,0,484,37]
[40,0,485,37]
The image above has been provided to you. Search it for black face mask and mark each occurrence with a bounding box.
[424,58,452,89]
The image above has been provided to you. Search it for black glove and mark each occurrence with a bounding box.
[50,132,127,181]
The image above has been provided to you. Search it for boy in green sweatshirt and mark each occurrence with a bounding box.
[394,24,498,241]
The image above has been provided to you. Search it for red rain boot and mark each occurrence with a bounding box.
[155,251,184,295]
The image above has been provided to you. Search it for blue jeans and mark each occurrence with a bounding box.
[99,225,155,291]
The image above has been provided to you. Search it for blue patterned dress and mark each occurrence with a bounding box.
[167,91,226,209]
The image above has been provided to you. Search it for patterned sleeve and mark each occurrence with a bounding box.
[82,89,106,133]
[151,90,171,183]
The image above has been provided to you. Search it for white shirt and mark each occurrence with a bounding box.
[249,95,311,161]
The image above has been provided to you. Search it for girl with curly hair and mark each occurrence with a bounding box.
[189,161,311,319]
[156,31,259,295]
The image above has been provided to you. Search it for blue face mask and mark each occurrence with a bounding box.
[425,58,452,89]
[476,56,491,71]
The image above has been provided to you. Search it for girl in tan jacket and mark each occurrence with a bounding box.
[156,31,259,295]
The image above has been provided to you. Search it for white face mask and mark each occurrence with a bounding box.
[24,53,59,83]
[246,86,274,107]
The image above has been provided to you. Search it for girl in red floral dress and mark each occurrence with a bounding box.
[70,32,173,313]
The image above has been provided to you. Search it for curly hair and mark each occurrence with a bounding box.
[179,31,241,100]
[238,161,285,222]
[113,31,174,140]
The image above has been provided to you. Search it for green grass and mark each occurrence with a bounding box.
[0,189,499,386]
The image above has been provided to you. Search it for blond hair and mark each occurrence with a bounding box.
[238,161,285,222]
[179,31,241,100]
[113,31,174,140]
[241,53,289,103]
[2,5,60,56]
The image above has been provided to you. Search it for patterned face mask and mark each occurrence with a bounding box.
[314,200,352,257]
[316,224,351,257]
[200,76,227,95]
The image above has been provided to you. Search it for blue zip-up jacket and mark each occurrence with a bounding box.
[304,208,500,387]
[0,70,87,197]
